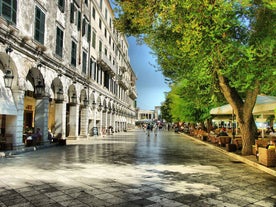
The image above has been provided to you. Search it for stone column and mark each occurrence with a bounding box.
[34,96,49,144]
[11,89,24,147]
[99,109,103,136]
[80,107,88,138]
[68,104,79,139]
[54,102,66,138]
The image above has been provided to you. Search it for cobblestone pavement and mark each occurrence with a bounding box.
[0,129,276,207]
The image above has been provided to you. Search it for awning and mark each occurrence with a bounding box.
[0,79,17,115]
[210,95,276,116]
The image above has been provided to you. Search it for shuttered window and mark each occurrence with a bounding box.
[34,6,45,44]
[0,0,17,25]
[55,27,64,57]
[71,41,77,67]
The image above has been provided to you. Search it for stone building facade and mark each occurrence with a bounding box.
[0,0,137,149]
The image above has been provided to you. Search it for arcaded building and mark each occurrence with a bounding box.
[0,0,137,149]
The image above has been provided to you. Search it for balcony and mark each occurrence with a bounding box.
[117,74,128,89]
[129,87,137,99]
[97,52,115,76]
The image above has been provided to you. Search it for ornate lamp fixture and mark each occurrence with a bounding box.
[3,46,14,88]
[83,98,89,107]
[71,93,77,104]
[35,79,44,97]
[92,101,96,109]
[56,88,64,103]
[98,103,102,111]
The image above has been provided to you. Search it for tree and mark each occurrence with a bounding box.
[114,0,276,155]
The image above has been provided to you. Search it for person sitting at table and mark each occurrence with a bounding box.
[32,128,42,145]
[266,140,276,149]
[218,127,228,136]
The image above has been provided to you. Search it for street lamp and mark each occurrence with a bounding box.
[4,69,14,88]
[92,100,96,109]
[56,88,64,103]
[83,98,89,107]
[98,103,102,111]
[3,46,14,88]
[71,93,77,104]
[35,79,44,97]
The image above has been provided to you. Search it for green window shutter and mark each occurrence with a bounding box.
[82,18,86,36]
[70,3,74,23]
[82,51,87,74]
[58,0,65,12]
[1,0,17,24]
[12,0,17,24]
[55,27,63,57]
[87,24,91,42]
[71,41,77,67]
[77,11,81,31]
[34,7,45,44]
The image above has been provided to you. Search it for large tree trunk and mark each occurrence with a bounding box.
[217,74,259,155]
[237,114,257,155]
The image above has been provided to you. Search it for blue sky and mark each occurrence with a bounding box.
[127,37,170,110]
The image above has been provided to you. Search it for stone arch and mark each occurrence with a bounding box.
[68,84,77,104]
[80,88,87,106]
[26,67,45,98]
[51,77,63,102]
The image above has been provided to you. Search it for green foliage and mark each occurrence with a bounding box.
[115,0,276,132]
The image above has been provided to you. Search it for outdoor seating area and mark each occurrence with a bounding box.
[186,128,276,168]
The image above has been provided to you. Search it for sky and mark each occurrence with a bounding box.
[127,37,170,110]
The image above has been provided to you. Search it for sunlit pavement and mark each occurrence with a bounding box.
[0,129,276,207]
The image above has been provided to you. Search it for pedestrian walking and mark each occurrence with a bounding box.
[153,123,158,136]
[146,123,151,137]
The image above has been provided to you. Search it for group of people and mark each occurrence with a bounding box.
[145,123,158,137]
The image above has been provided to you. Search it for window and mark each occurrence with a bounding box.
[55,27,64,57]
[84,0,88,6]
[104,48,107,56]
[0,0,17,24]
[70,1,81,30]
[71,41,77,67]
[92,7,95,20]
[34,6,45,44]
[105,8,107,20]
[58,0,65,12]
[99,40,102,53]
[82,51,87,74]
[92,30,96,49]
[82,16,91,42]
[104,71,109,89]
[104,28,107,38]
[99,0,103,10]
[99,19,102,29]
[77,11,81,31]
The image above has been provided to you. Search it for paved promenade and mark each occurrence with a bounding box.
[0,129,275,206]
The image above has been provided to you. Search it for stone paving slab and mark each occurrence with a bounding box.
[0,129,275,206]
